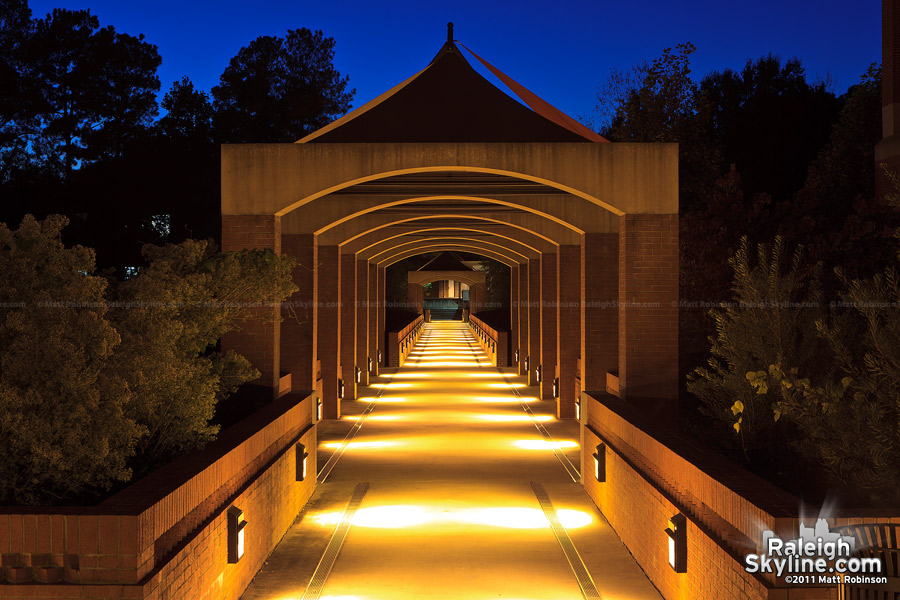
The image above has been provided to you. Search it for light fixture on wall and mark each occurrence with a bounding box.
[525,356,530,372]
[552,377,559,399]
[665,514,687,573]
[377,349,382,364]
[535,364,542,383]
[592,443,606,481]
[515,349,520,363]
[355,366,361,384]
[227,506,247,563]
[296,442,309,481]
[337,378,344,400]
[575,398,581,421]
[316,397,323,421]
[367,357,373,373]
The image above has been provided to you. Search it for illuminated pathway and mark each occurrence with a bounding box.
[241,322,663,600]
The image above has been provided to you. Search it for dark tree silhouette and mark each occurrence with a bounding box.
[0,0,35,183]
[20,8,161,180]
[212,28,355,142]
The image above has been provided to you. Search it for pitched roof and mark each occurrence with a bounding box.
[299,33,604,143]
[417,252,475,272]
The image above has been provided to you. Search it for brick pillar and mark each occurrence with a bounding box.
[510,266,519,366]
[518,262,529,376]
[355,259,369,387]
[316,244,341,418]
[540,253,557,400]
[340,254,357,402]
[878,0,900,197]
[557,245,580,418]
[368,261,378,377]
[581,233,618,393]
[281,233,316,393]
[528,257,541,386]
[377,266,385,369]
[619,215,679,416]
[221,215,281,393]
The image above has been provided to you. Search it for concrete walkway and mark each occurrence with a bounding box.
[241,322,662,600]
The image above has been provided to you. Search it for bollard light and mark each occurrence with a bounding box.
[665,514,687,573]
[296,442,309,481]
[592,443,606,482]
[227,506,247,563]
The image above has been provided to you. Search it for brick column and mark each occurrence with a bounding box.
[377,266,386,370]
[510,266,519,365]
[581,233,618,393]
[540,253,558,400]
[340,254,357,402]
[518,262,529,376]
[356,259,369,387]
[368,261,378,377]
[281,233,316,393]
[221,215,281,393]
[316,244,341,418]
[619,214,679,416]
[527,257,541,386]
[557,245,580,418]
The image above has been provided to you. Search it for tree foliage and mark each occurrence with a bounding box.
[0,216,297,504]
[212,27,354,142]
[0,215,139,504]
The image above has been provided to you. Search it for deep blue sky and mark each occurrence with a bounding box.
[29,0,881,123]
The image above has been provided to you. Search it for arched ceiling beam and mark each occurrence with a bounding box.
[341,223,554,256]
[280,194,616,236]
[367,237,530,265]
[379,243,521,269]
[358,232,537,262]
[317,210,579,247]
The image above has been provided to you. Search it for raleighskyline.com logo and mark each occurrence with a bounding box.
[744,519,886,585]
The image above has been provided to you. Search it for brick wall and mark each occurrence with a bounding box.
[619,214,678,407]
[221,215,283,391]
[527,258,541,386]
[580,391,890,600]
[0,393,317,600]
[340,254,357,402]
[581,232,618,392]
[540,253,558,400]
[356,259,369,387]
[281,233,316,392]
[518,263,529,376]
[510,265,520,365]
[316,245,341,419]
[557,245,580,418]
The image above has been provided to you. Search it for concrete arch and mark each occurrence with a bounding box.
[282,194,616,236]
[364,235,535,264]
[222,143,678,218]
[343,224,554,256]
[319,212,579,247]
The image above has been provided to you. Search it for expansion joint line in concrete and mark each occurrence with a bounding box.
[461,325,581,482]
[301,482,370,600]
[317,325,431,483]
[531,481,604,600]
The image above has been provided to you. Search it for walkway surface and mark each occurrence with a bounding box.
[241,322,663,600]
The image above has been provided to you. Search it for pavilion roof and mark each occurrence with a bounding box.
[417,252,476,272]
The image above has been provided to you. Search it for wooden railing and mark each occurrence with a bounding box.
[468,315,508,366]
[387,314,425,367]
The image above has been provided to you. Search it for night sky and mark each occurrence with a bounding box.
[27,0,880,124]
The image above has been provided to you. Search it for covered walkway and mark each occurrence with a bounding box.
[241,322,662,600]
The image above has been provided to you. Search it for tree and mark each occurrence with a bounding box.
[0,0,36,183]
[698,55,840,203]
[212,27,354,142]
[113,239,297,475]
[0,215,140,504]
[21,8,161,179]
[687,237,828,461]
[158,76,215,143]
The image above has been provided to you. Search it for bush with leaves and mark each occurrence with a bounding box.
[113,239,297,475]
[0,215,141,504]
[0,216,298,504]
[687,236,828,460]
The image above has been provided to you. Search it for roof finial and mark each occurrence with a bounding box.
[447,22,454,43]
